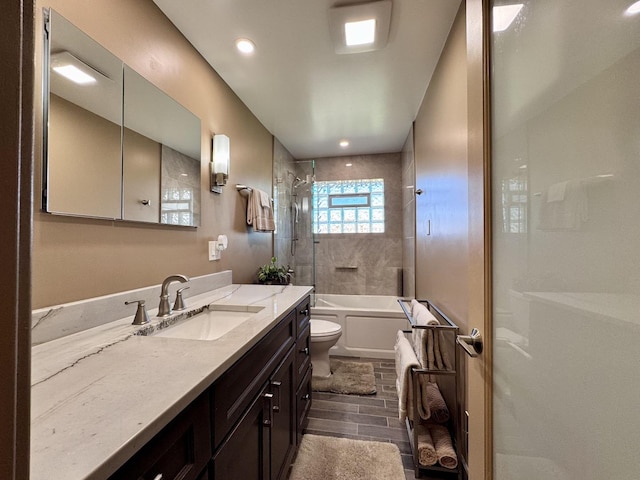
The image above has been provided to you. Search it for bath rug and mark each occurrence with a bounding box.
[289,434,405,480]
[312,359,376,395]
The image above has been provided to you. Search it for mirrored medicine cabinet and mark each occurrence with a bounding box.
[43,9,201,227]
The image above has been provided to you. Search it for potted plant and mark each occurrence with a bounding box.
[257,257,293,285]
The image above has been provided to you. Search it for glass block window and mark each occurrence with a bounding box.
[500,175,528,234]
[313,179,384,234]
[161,188,193,226]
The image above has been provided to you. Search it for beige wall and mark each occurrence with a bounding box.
[401,125,415,298]
[34,0,274,308]
[48,94,122,218]
[414,4,469,325]
[414,3,491,478]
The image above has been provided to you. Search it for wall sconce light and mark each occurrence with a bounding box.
[211,134,230,194]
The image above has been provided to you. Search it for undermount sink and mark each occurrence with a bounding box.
[153,304,265,341]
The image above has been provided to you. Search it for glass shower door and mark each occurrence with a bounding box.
[491,1,640,479]
[292,160,316,296]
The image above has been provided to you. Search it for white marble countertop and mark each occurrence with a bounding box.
[30,283,313,480]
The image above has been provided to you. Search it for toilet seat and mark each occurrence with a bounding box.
[310,319,342,338]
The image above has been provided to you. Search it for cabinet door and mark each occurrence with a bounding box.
[270,348,296,480]
[296,367,312,445]
[295,297,310,338]
[213,383,271,480]
[295,324,311,387]
[109,394,210,480]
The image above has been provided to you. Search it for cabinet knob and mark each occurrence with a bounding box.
[300,308,309,316]
[300,347,309,355]
[302,394,310,401]
[152,475,163,480]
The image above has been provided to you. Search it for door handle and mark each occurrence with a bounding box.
[270,380,282,413]
[263,392,274,426]
[456,328,483,357]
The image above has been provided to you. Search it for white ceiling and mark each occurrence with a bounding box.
[152,0,461,159]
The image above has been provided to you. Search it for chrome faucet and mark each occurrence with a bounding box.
[157,274,189,317]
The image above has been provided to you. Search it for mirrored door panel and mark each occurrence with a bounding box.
[45,10,123,219]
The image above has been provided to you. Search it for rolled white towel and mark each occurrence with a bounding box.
[430,424,458,469]
[416,423,437,466]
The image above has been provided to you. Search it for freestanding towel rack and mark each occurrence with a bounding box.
[397,298,462,479]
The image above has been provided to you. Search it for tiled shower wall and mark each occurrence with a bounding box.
[312,153,403,295]
[273,138,296,270]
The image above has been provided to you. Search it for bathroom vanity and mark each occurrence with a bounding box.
[30,277,312,480]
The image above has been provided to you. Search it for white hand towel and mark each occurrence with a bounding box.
[411,302,439,371]
[258,189,271,208]
[395,330,420,422]
[246,188,275,232]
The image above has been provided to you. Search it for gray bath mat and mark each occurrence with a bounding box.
[289,434,404,480]
[312,359,376,395]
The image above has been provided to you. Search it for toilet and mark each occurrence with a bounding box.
[309,319,342,378]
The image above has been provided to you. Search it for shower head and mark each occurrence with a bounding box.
[292,177,307,188]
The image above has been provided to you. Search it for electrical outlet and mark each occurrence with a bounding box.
[208,241,220,261]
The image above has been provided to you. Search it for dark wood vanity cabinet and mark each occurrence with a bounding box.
[110,295,311,480]
[108,393,210,480]
[212,381,272,480]
[294,298,312,443]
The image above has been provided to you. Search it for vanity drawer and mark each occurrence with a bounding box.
[296,367,312,445]
[295,296,310,338]
[109,394,210,480]
[211,310,295,449]
[295,324,311,387]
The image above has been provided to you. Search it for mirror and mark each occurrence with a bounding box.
[123,66,201,226]
[45,10,123,219]
[43,9,201,227]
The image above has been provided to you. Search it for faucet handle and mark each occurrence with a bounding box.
[125,299,150,325]
[173,287,190,311]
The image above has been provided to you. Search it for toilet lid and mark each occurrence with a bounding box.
[310,319,342,337]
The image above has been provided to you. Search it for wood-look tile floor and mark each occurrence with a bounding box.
[303,356,451,480]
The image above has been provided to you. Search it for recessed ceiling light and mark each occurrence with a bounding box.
[345,19,376,46]
[493,4,524,32]
[339,140,349,147]
[345,163,353,167]
[235,38,255,55]
[625,0,640,15]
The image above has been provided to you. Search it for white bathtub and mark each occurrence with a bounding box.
[311,294,409,359]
